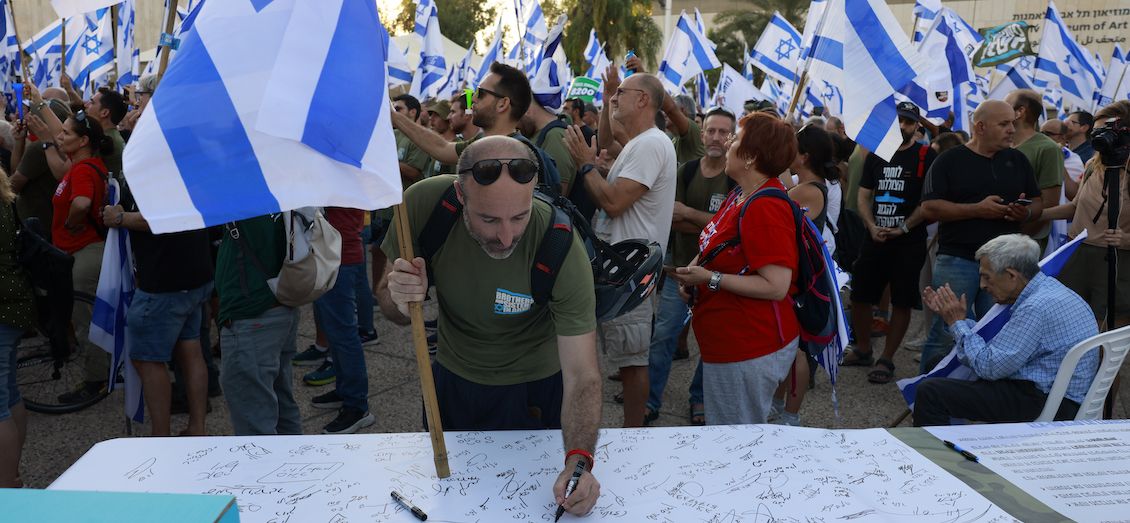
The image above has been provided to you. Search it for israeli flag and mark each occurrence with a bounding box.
[742,43,755,82]
[805,0,927,161]
[386,31,412,86]
[657,11,721,94]
[1098,45,1129,106]
[713,64,767,117]
[476,21,504,86]
[123,0,402,234]
[912,0,942,43]
[49,0,119,19]
[89,179,144,423]
[696,74,711,111]
[987,56,1037,101]
[0,0,19,111]
[530,14,567,111]
[520,0,547,52]
[761,77,789,116]
[23,19,71,90]
[583,29,610,79]
[437,46,476,100]
[814,222,850,390]
[1044,86,1065,120]
[116,0,140,87]
[901,9,978,130]
[413,0,433,36]
[65,8,115,94]
[1034,1,1103,111]
[409,2,446,101]
[750,11,802,85]
[799,0,828,64]
[897,231,1089,409]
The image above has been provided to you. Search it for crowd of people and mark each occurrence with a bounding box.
[0,56,1127,512]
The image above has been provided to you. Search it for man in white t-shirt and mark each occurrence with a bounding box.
[564,68,677,427]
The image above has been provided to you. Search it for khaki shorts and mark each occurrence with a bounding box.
[598,295,654,368]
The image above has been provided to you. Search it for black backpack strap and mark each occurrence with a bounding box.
[678,158,702,198]
[535,119,569,148]
[82,161,110,239]
[529,192,575,305]
[417,185,464,286]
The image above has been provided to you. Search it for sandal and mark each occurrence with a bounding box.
[867,358,895,384]
[841,347,874,367]
[689,404,705,426]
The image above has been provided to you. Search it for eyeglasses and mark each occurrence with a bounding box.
[1042,130,1064,137]
[615,87,646,97]
[74,110,93,131]
[459,158,538,186]
[475,87,507,101]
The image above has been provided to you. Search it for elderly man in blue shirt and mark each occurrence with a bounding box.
[913,234,1099,426]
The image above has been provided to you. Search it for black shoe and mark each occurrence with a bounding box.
[359,329,379,345]
[311,390,343,410]
[56,381,106,405]
[322,407,375,434]
[672,348,690,360]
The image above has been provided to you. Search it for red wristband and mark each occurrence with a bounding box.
[565,449,594,471]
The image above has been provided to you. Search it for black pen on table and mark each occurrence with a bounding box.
[391,490,427,521]
[554,459,587,522]
[943,440,979,462]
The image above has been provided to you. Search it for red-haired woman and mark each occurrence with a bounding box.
[670,112,801,425]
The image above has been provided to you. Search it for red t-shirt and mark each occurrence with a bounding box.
[324,207,364,266]
[692,179,800,363]
[51,158,108,255]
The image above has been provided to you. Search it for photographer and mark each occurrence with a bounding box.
[1041,101,1130,328]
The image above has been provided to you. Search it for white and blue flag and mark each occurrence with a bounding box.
[386,30,412,86]
[582,29,610,79]
[987,56,1037,101]
[901,9,979,130]
[1098,45,1129,106]
[123,0,402,234]
[49,0,119,19]
[530,14,567,111]
[413,0,433,36]
[912,0,941,43]
[657,11,721,94]
[713,63,767,117]
[89,179,143,423]
[761,77,790,116]
[897,231,1088,409]
[742,43,755,82]
[0,0,19,111]
[116,0,140,87]
[409,1,446,101]
[437,46,476,100]
[22,18,83,90]
[750,11,802,85]
[805,0,927,161]
[1034,0,1103,111]
[1044,86,1065,120]
[476,21,504,85]
[520,0,547,53]
[65,8,115,93]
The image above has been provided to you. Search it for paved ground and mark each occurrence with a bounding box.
[20,297,1130,489]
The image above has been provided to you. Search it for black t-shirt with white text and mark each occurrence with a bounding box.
[921,145,1040,260]
[860,143,936,243]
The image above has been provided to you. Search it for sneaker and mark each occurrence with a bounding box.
[311,390,343,410]
[359,329,379,345]
[303,360,336,386]
[56,381,106,405]
[427,332,437,356]
[322,407,375,434]
[292,344,328,366]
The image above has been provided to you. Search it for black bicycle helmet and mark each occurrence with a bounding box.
[592,238,663,322]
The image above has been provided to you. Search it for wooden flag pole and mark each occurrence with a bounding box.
[392,203,451,479]
[157,0,179,80]
[60,17,67,81]
[786,3,833,120]
[7,0,32,82]
[109,4,118,89]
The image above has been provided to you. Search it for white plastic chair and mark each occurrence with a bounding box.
[1036,325,1130,421]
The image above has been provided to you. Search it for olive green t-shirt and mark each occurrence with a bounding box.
[845,143,868,212]
[215,215,285,325]
[395,129,431,174]
[672,120,705,166]
[1016,132,1064,240]
[381,175,596,386]
[537,125,577,194]
[672,163,732,266]
[14,142,59,233]
[105,128,125,178]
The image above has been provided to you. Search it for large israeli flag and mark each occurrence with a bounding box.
[583,29,609,79]
[64,9,115,93]
[657,11,721,94]
[912,0,941,43]
[805,0,926,161]
[475,21,504,85]
[1098,45,1129,106]
[116,0,140,87]
[123,0,402,234]
[409,3,446,100]
[89,179,143,423]
[901,9,978,130]
[897,231,1089,410]
[1034,1,1103,111]
[750,12,802,85]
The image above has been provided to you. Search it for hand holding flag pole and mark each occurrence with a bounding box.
[393,203,451,479]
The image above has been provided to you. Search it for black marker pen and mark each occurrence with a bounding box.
[391,490,427,521]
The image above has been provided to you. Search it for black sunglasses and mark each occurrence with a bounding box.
[74,110,93,131]
[460,158,538,185]
[476,87,507,100]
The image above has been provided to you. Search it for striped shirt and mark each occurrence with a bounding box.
[949,272,1099,404]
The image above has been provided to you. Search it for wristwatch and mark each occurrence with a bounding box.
[707,271,723,291]
[41,142,57,151]
[899,222,910,235]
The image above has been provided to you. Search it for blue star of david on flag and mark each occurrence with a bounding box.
[775,38,796,61]
[83,33,100,54]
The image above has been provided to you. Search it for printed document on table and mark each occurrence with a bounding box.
[927,420,1130,523]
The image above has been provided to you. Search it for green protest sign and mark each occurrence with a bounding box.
[973,21,1037,68]
[566,77,601,104]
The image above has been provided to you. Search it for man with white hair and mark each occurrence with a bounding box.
[913,234,1099,426]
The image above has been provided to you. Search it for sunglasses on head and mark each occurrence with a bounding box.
[74,110,93,130]
[460,158,538,186]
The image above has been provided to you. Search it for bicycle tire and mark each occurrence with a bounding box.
[19,291,111,414]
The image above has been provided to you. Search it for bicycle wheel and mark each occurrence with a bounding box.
[19,292,111,414]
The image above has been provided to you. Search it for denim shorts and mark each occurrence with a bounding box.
[127,282,213,362]
[0,324,23,421]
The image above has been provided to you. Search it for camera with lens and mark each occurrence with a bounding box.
[1091,117,1130,167]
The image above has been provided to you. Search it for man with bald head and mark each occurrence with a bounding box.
[377,136,602,518]
[918,99,1042,372]
[564,68,677,427]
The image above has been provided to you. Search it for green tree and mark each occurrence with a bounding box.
[561,0,664,76]
[708,0,809,83]
[392,0,498,52]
